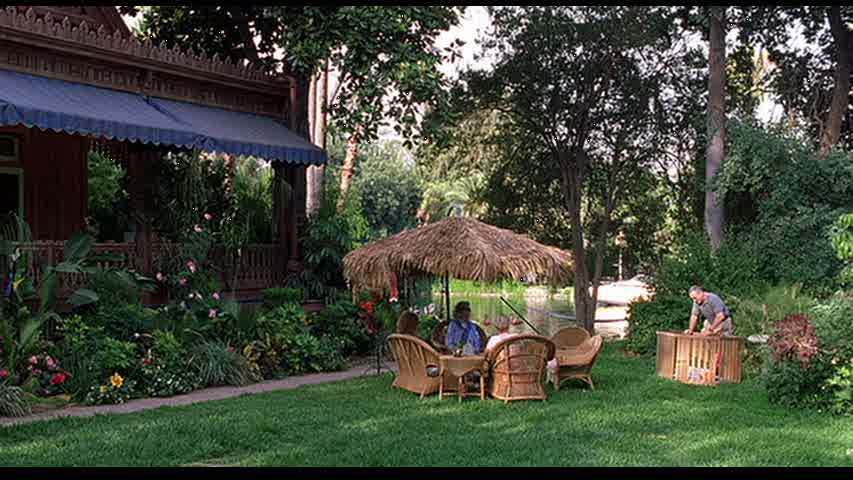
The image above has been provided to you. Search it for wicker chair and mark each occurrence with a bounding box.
[431,320,487,354]
[551,335,603,390]
[387,334,454,399]
[551,326,591,349]
[486,334,556,403]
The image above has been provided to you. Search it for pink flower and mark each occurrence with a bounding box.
[32,368,42,377]
[179,278,188,286]
[212,292,220,300]
[186,260,197,273]
[156,272,164,282]
[204,213,213,221]
[193,225,203,233]
[208,309,217,318]
[29,355,38,365]
[46,357,56,369]
[0,369,8,378]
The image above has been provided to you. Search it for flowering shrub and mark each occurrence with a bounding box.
[768,314,821,368]
[137,331,198,397]
[24,354,70,396]
[824,358,853,416]
[84,373,135,405]
[138,359,197,398]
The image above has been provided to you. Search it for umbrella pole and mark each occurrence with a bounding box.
[500,296,542,336]
[444,273,451,321]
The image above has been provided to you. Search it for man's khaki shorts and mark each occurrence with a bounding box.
[703,317,733,336]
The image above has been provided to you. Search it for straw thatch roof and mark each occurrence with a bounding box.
[343,216,573,293]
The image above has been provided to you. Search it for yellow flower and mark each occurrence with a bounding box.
[110,373,124,389]
[99,385,108,393]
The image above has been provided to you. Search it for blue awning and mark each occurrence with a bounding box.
[0,68,326,165]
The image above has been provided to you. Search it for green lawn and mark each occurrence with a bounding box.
[2,343,852,467]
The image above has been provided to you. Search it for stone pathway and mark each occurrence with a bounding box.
[1,360,398,428]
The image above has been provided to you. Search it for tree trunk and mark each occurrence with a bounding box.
[705,8,727,252]
[558,149,595,334]
[307,61,329,217]
[819,6,851,158]
[337,127,361,213]
[306,73,319,215]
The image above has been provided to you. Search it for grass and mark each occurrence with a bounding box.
[2,343,852,467]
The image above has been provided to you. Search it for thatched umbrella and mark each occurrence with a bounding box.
[343,216,573,322]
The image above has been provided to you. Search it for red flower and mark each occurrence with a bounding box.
[360,302,375,314]
[0,369,8,378]
[50,372,68,385]
[142,358,153,366]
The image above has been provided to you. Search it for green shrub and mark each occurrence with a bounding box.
[417,313,440,341]
[262,287,304,310]
[137,330,198,398]
[87,270,140,307]
[243,334,285,380]
[830,213,853,287]
[727,284,818,340]
[87,150,128,242]
[652,230,766,299]
[280,333,346,375]
[764,356,833,410]
[717,121,853,294]
[189,341,258,387]
[625,295,691,355]
[825,359,853,416]
[83,373,135,406]
[761,298,853,413]
[53,317,140,399]
[309,298,370,356]
[0,384,30,417]
[811,293,853,362]
[85,303,155,340]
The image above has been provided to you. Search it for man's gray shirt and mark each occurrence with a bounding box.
[691,292,730,321]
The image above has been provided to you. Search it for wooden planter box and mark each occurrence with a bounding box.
[656,331,744,385]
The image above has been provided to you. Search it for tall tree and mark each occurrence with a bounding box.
[820,6,852,157]
[441,6,677,331]
[126,6,463,212]
[706,7,727,251]
[736,6,853,152]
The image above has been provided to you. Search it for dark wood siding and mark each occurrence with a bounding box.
[0,126,89,240]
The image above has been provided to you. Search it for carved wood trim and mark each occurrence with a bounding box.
[0,40,287,117]
[0,7,294,111]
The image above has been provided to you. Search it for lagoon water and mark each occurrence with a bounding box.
[429,292,578,338]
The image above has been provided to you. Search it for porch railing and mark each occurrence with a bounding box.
[13,242,282,301]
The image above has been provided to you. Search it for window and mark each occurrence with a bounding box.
[0,135,18,161]
[0,168,24,230]
[0,135,23,231]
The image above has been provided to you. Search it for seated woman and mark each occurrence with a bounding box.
[445,301,483,355]
[396,311,420,336]
[485,315,516,353]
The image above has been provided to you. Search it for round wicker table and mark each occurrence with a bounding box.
[438,355,488,402]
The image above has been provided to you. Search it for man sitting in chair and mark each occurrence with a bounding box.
[684,285,734,337]
[446,301,483,355]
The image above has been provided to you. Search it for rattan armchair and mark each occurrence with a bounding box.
[387,334,454,399]
[551,326,591,349]
[551,335,603,390]
[431,320,487,354]
[486,334,556,403]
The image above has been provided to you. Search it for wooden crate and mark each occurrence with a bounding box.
[655,331,744,384]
